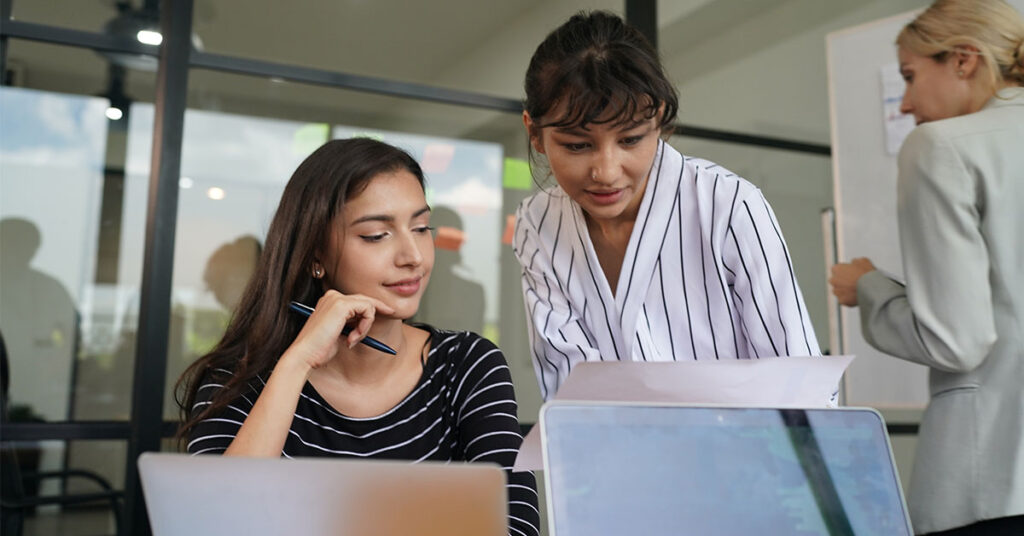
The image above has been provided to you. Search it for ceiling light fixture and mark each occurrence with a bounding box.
[99,1,202,72]
[135,29,163,46]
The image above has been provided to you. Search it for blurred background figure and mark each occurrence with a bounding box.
[0,217,78,423]
[416,207,485,335]
[203,235,263,314]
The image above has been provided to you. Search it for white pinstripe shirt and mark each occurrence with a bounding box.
[514,140,821,400]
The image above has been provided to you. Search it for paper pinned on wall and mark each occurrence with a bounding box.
[501,214,515,245]
[503,157,532,191]
[434,226,465,251]
[513,355,854,472]
[421,143,456,173]
[880,63,916,155]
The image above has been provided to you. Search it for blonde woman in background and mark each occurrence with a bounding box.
[830,1,1024,533]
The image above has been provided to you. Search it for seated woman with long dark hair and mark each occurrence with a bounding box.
[176,138,539,536]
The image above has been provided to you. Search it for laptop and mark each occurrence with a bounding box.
[138,453,507,536]
[540,401,913,536]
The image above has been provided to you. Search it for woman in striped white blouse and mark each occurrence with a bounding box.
[516,11,821,400]
[177,138,539,536]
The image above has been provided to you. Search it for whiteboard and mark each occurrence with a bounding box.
[826,10,926,408]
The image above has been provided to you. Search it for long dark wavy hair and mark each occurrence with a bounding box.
[175,137,425,442]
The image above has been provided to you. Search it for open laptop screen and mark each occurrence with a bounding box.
[541,404,912,536]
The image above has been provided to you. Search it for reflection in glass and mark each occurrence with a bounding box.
[0,86,121,518]
[0,85,515,428]
[0,88,108,421]
[421,206,486,335]
[125,110,507,420]
[112,107,322,420]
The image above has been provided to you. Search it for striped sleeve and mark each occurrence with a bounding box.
[452,334,541,536]
[722,189,820,359]
[514,198,603,401]
[185,372,255,455]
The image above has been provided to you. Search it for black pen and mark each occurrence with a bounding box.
[288,301,397,355]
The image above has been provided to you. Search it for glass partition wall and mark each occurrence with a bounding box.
[1,32,156,536]
[1,4,540,534]
[1,2,833,535]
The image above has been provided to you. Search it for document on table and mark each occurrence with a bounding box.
[513,355,855,472]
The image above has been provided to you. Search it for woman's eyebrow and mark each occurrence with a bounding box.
[351,205,431,225]
[619,117,652,130]
[351,214,394,225]
[553,125,590,135]
[553,117,651,135]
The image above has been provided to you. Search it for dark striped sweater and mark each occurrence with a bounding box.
[187,325,540,536]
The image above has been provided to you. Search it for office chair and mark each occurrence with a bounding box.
[1,446,124,536]
[0,332,123,536]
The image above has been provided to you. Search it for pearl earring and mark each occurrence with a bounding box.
[313,266,323,278]
[957,70,965,77]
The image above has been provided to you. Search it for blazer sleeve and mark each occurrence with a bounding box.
[857,125,997,373]
[724,189,821,358]
[514,201,603,401]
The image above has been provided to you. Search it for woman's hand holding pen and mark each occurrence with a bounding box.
[829,257,877,307]
[225,290,394,458]
[283,290,395,372]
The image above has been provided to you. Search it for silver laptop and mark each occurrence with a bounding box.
[540,402,913,536]
[138,453,507,536]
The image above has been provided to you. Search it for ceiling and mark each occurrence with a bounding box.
[4,0,918,143]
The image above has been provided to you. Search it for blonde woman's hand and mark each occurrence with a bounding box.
[283,290,395,371]
[829,257,876,307]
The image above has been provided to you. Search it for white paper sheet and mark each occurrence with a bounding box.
[513,355,854,472]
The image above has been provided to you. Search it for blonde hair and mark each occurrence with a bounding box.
[897,0,1024,93]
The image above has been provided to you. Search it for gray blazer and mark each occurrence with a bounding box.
[857,87,1024,534]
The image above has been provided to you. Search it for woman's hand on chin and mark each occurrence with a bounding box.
[284,290,395,371]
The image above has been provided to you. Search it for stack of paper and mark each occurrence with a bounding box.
[513,355,854,471]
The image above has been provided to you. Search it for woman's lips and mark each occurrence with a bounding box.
[586,188,624,205]
[384,277,421,296]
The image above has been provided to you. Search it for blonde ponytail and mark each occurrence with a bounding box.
[1007,39,1024,85]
